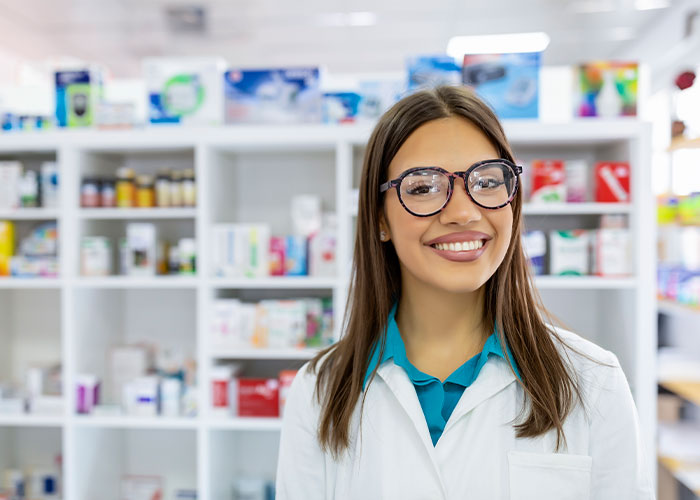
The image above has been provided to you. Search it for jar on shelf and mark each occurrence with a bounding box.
[136,175,155,208]
[81,178,100,208]
[116,167,136,208]
[170,170,183,207]
[155,169,171,208]
[182,169,196,207]
[99,178,116,207]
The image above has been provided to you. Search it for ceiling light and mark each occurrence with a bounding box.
[634,0,671,10]
[446,32,550,58]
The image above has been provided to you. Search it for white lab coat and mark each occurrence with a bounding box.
[276,325,656,499]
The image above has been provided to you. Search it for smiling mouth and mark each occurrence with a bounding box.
[428,240,486,252]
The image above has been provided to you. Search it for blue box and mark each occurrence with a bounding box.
[322,92,362,124]
[55,69,101,127]
[285,236,307,276]
[462,52,540,119]
[224,68,321,124]
[407,55,462,91]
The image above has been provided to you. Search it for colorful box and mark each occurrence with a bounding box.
[0,221,14,276]
[462,52,540,119]
[322,92,362,124]
[237,378,280,417]
[530,160,566,203]
[224,67,321,124]
[144,57,226,125]
[55,69,102,127]
[577,61,638,118]
[595,162,630,202]
[407,55,462,91]
[126,223,157,276]
[549,230,589,276]
[285,235,308,276]
[523,230,546,276]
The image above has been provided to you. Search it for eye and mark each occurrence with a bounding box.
[405,183,436,195]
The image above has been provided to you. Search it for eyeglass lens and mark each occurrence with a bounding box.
[398,163,516,215]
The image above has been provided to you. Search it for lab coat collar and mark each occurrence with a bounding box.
[374,354,518,495]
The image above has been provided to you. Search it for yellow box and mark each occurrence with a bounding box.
[0,221,15,276]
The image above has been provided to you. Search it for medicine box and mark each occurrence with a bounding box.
[463,52,540,119]
[144,57,226,125]
[55,68,103,127]
[224,67,322,124]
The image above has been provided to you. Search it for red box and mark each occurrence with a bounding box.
[269,236,285,276]
[595,162,630,202]
[278,370,298,417]
[237,378,280,417]
[530,160,566,202]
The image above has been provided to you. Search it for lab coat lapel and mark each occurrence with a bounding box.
[376,361,448,497]
[444,356,517,433]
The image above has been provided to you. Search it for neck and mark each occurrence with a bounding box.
[395,276,490,363]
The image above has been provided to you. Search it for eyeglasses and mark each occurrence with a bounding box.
[379,159,523,217]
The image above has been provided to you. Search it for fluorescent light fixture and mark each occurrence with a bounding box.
[634,0,670,10]
[317,11,377,27]
[447,32,550,58]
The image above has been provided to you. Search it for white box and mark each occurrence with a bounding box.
[144,57,226,126]
[549,230,589,276]
[126,223,157,276]
[0,162,22,209]
[593,228,632,276]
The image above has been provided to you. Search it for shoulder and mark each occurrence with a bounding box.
[286,347,335,416]
[544,324,627,412]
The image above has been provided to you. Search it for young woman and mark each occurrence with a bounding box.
[276,86,654,499]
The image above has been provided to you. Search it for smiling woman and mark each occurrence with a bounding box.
[275,85,655,500]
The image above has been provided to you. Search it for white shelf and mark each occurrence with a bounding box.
[73,415,199,430]
[207,417,282,431]
[0,277,62,289]
[523,203,632,215]
[534,276,637,289]
[209,276,338,289]
[211,347,323,360]
[78,208,197,219]
[658,299,700,320]
[0,414,64,427]
[74,276,198,288]
[0,208,60,220]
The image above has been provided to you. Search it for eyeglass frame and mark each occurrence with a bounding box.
[378,159,523,217]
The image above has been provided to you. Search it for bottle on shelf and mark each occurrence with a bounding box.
[116,167,136,208]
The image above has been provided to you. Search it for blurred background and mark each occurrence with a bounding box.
[0,0,698,499]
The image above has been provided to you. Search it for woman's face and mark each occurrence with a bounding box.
[380,116,514,294]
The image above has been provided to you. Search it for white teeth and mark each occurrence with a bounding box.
[433,240,484,252]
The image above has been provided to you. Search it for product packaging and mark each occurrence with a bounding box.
[593,228,632,276]
[75,374,100,414]
[407,55,462,91]
[308,213,337,277]
[291,194,322,237]
[577,61,638,118]
[178,238,196,274]
[211,364,241,417]
[322,92,363,124]
[523,230,546,275]
[124,376,159,417]
[0,162,22,209]
[237,378,280,417]
[144,57,226,125]
[126,223,157,276]
[264,300,307,349]
[594,162,630,202]
[530,160,566,203]
[81,237,112,276]
[285,235,307,276]
[269,236,286,276]
[121,475,162,500]
[462,52,540,119]
[212,224,270,278]
[40,162,59,208]
[565,159,588,202]
[54,68,103,127]
[224,67,321,124]
[0,221,14,276]
[279,370,298,418]
[110,345,150,410]
[549,230,590,276]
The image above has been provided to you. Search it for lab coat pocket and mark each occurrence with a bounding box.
[508,450,592,500]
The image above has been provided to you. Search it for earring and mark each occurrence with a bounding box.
[380,231,387,241]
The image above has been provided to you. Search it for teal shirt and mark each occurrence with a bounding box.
[363,303,521,446]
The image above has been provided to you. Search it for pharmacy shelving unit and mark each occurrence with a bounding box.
[0,119,655,499]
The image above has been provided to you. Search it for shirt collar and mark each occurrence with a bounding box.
[363,301,521,391]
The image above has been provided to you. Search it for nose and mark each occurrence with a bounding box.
[438,177,482,226]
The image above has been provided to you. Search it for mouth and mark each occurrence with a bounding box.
[426,238,489,262]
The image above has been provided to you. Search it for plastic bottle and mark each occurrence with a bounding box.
[116,167,136,208]
[155,169,171,208]
[595,70,620,118]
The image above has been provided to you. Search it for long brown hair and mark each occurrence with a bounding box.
[308,85,603,458]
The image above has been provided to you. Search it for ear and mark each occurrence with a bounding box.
[378,214,391,242]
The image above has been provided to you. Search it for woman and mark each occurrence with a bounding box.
[276,86,654,499]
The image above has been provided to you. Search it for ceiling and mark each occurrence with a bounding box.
[0,0,682,79]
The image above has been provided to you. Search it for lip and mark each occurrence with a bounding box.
[424,230,493,246]
[427,239,490,262]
